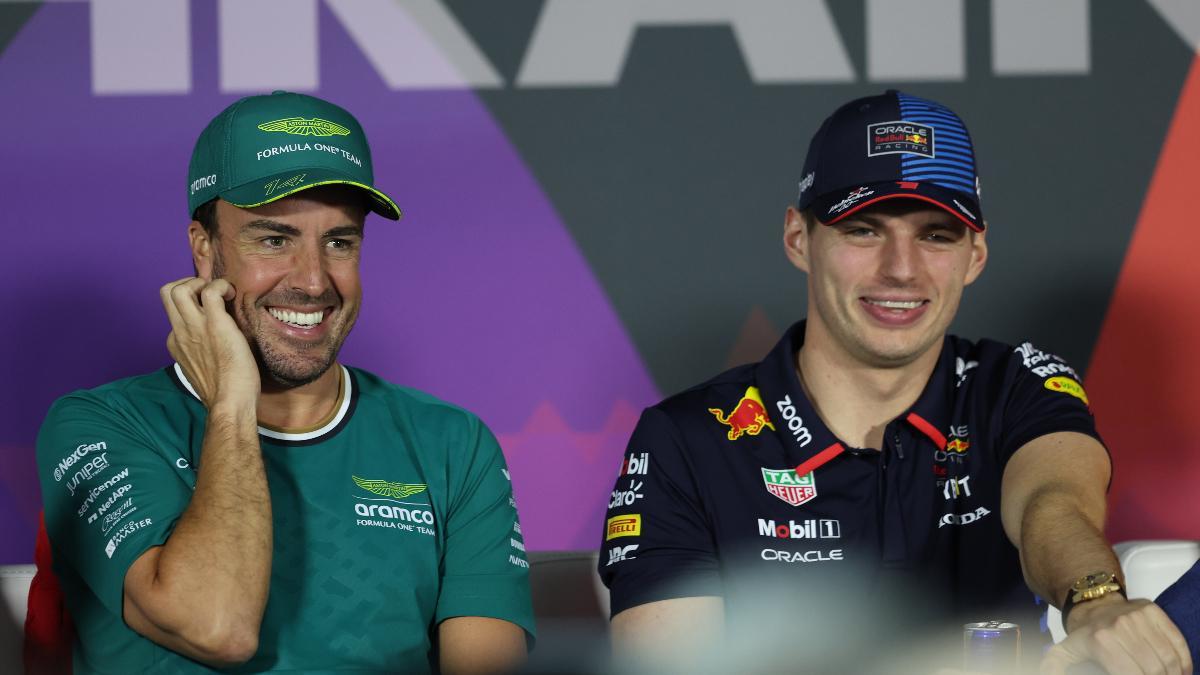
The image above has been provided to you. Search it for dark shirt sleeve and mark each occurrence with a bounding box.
[998,343,1105,463]
[598,407,721,617]
[1155,560,1200,660]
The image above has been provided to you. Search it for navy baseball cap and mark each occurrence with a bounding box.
[797,90,984,231]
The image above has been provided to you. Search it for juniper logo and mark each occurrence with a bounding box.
[352,475,427,499]
[258,117,351,137]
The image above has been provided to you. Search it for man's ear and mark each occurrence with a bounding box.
[188,221,214,280]
[963,226,988,286]
[783,206,811,273]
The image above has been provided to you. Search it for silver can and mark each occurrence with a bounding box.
[963,621,1020,674]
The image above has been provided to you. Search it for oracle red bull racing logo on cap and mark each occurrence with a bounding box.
[709,387,776,441]
[761,468,817,507]
[868,120,934,158]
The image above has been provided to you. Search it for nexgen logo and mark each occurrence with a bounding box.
[54,441,107,482]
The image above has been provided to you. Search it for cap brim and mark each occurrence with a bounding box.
[222,168,402,221]
[811,182,983,232]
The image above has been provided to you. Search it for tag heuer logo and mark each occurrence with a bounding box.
[761,468,817,507]
[258,117,352,137]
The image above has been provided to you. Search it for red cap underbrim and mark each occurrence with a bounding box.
[812,183,985,232]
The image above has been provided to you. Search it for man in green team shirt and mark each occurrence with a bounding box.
[36,92,534,674]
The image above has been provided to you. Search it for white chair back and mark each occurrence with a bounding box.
[1,565,35,675]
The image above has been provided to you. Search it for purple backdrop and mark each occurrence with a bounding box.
[0,2,659,562]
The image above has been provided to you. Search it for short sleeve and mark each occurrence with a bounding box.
[999,342,1105,462]
[36,393,192,615]
[433,417,535,639]
[598,407,721,617]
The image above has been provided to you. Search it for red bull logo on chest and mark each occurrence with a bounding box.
[709,386,776,441]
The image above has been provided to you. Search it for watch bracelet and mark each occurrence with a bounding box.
[1061,582,1127,631]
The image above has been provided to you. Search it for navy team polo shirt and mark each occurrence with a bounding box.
[600,320,1104,634]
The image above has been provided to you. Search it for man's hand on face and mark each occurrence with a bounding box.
[161,277,261,408]
[1041,596,1192,675]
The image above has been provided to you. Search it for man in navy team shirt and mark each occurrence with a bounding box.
[600,91,1191,674]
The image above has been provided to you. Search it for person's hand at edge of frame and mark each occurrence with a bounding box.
[1041,596,1192,675]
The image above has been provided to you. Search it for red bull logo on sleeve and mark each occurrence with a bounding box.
[709,387,776,441]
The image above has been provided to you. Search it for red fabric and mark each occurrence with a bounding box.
[793,442,846,478]
[1085,55,1200,541]
[24,512,73,675]
[905,412,947,450]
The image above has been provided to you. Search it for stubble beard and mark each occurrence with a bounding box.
[212,254,354,390]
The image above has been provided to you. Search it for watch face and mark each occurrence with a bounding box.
[1076,571,1115,590]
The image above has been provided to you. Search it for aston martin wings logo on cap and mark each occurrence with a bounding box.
[258,117,352,137]
[352,475,427,499]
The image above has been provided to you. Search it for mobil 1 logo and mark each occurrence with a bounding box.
[620,452,649,477]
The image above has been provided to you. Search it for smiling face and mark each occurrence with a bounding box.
[784,200,988,369]
[189,186,367,389]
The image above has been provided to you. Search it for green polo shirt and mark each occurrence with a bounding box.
[37,365,534,674]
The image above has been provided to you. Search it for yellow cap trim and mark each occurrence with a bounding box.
[230,179,402,221]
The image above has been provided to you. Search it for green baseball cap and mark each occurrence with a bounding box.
[187,91,401,220]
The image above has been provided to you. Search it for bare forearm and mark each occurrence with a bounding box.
[438,617,527,675]
[127,401,271,662]
[1017,485,1116,608]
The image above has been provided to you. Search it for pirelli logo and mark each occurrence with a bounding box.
[606,514,641,540]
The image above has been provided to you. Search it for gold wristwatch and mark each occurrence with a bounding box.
[1061,571,1125,629]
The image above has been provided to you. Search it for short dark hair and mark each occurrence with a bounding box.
[193,198,219,239]
[800,208,818,233]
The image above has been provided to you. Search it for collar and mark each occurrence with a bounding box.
[755,321,955,475]
[171,362,356,444]
[902,341,956,451]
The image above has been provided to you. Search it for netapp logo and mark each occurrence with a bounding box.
[76,468,130,517]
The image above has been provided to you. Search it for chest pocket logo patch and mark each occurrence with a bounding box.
[352,476,435,535]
